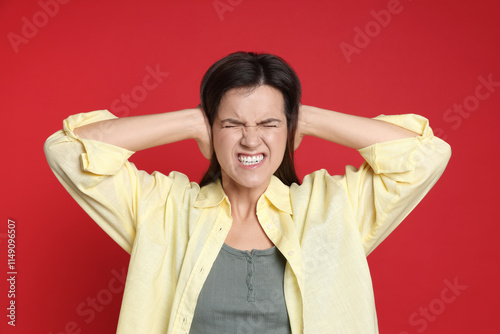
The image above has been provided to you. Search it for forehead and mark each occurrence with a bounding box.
[217,85,285,121]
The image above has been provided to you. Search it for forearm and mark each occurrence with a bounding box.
[73,108,207,152]
[298,105,419,150]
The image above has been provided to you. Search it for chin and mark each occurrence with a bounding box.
[224,171,272,191]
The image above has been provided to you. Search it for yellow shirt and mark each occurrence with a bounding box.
[44,110,451,334]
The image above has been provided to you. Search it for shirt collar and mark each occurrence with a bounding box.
[194,179,226,208]
[263,176,292,214]
[194,176,292,214]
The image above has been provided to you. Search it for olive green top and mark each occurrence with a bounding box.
[190,243,291,333]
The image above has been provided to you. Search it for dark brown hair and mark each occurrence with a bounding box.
[199,51,301,187]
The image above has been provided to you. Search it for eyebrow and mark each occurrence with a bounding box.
[220,118,283,125]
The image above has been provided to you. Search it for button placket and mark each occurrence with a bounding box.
[245,253,255,302]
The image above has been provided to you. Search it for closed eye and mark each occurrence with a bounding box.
[220,118,283,129]
[258,118,282,128]
[220,120,244,128]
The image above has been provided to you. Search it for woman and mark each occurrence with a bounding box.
[44,52,451,333]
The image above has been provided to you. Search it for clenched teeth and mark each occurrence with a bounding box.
[238,154,264,165]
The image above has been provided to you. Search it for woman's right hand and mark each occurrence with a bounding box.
[194,107,212,160]
[73,107,213,155]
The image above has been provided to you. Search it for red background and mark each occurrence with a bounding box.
[1,0,499,333]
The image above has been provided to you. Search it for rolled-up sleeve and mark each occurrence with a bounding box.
[344,114,452,255]
[44,110,148,253]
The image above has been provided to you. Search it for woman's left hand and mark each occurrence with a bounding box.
[294,104,308,151]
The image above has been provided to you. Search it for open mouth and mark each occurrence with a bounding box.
[238,154,265,166]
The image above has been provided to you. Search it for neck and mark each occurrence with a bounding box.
[221,176,270,220]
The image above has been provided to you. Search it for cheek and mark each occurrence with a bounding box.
[266,129,288,148]
[213,131,238,156]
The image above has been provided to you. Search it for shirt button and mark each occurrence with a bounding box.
[267,224,273,229]
[288,251,294,256]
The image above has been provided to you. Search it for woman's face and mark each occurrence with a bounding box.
[212,85,288,193]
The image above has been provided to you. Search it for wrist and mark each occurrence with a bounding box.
[183,108,207,142]
[297,105,317,137]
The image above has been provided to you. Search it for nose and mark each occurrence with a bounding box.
[240,126,262,149]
